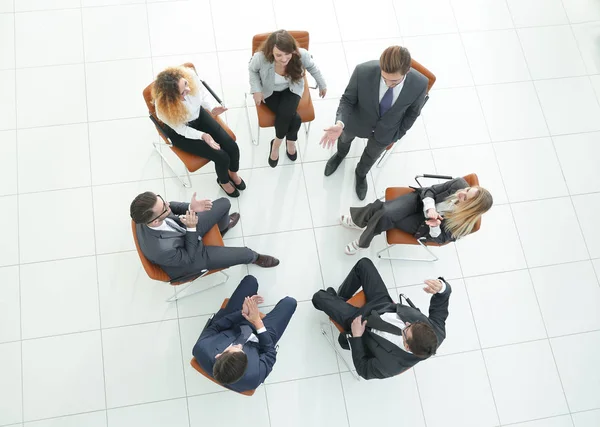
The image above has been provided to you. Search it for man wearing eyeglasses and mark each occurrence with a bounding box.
[312,258,451,380]
[320,46,428,200]
[130,192,279,282]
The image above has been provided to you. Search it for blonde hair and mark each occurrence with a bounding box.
[152,66,199,125]
[443,186,493,239]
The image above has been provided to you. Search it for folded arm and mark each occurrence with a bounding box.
[199,311,245,339]
[256,329,277,384]
[335,66,359,126]
[348,336,389,380]
[428,281,452,343]
[397,86,426,140]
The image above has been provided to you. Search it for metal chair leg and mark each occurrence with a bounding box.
[244,93,259,146]
[376,240,439,262]
[304,121,312,140]
[153,142,191,188]
[166,270,230,302]
[376,148,390,168]
[319,321,361,381]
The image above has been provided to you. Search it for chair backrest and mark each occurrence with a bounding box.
[142,62,198,123]
[251,31,310,55]
[131,220,170,282]
[411,58,436,94]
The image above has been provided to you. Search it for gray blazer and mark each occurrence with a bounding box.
[135,201,204,281]
[336,60,428,145]
[248,48,327,99]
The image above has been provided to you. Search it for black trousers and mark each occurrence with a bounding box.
[350,192,424,248]
[264,89,302,141]
[215,275,297,344]
[312,258,393,331]
[168,107,240,184]
[337,130,389,178]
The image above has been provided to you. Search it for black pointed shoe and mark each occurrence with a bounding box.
[355,172,368,201]
[217,178,240,198]
[324,153,343,176]
[268,139,279,168]
[286,141,298,161]
[232,178,246,191]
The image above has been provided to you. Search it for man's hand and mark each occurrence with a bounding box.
[423,279,443,294]
[319,123,343,149]
[242,295,264,316]
[179,210,198,229]
[253,92,264,105]
[190,192,212,212]
[211,106,227,116]
[202,133,221,150]
[351,315,367,337]
[242,297,263,328]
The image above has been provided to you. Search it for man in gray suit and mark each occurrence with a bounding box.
[130,192,279,281]
[320,46,428,200]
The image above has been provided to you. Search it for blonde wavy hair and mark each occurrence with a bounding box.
[443,186,493,239]
[152,66,199,125]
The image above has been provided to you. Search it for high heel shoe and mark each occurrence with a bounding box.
[232,177,246,191]
[268,139,279,168]
[286,141,297,161]
[217,178,240,198]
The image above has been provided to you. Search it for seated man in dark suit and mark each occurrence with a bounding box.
[193,275,297,392]
[312,257,451,380]
[130,191,279,282]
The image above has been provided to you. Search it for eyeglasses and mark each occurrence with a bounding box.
[402,324,412,342]
[147,195,168,224]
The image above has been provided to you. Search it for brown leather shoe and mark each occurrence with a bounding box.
[221,213,240,237]
[253,254,280,268]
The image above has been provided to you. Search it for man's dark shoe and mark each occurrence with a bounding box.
[324,153,344,176]
[338,332,350,350]
[221,212,240,237]
[253,254,280,268]
[355,172,368,201]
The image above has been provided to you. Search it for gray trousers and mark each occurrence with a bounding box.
[337,130,389,178]
[350,192,423,248]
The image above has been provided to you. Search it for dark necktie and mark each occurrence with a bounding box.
[233,324,253,346]
[379,86,394,117]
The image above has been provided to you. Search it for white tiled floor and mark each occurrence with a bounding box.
[1,0,599,426]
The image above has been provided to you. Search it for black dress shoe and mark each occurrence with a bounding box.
[253,254,280,268]
[232,178,246,191]
[221,213,240,237]
[286,142,298,161]
[338,333,350,350]
[217,178,240,198]
[268,139,279,168]
[355,173,368,201]
[324,153,343,176]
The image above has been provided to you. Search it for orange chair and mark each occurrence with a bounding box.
[319,290,366,381]
[131,220,229,302]
[376,59,436,168]
[190,298,266,396]
[245,31,316,145]
[143,62,237,187]
[377,173,481,262]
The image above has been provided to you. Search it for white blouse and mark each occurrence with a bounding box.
[156,71,219,140]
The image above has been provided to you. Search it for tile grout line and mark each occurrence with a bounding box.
[502,1,576,422]
[77,0,109,421]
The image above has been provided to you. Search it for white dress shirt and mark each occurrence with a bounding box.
[155,71,219,140]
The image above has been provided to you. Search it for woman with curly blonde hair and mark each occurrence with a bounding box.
[249,30,327,167]
[154,66,245,197]
[340,177,493,255]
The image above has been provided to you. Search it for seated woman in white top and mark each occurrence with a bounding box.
[153,66,245,197]
[340,178,493,254]
[249,30,327,167]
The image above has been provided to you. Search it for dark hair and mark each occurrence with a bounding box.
[259,30,304,83]
[213,351,248,385]
[380,46,412,75]
[406,322,438,358]
[130,191,158,224]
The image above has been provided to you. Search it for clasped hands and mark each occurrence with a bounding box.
[242,295,265,328]
[425,208,443,227]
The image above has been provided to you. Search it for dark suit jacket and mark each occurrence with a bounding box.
[348,283,452,380]
[414,178,468,244]
[336,61,428,144]
[135,201,203,281]
[193,311,277,393]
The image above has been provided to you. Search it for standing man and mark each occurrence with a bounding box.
[321,46,428,200]
[312,258,451,380]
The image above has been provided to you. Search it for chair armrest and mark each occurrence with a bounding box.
[415,174,454,188]
[201,80,224,107]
